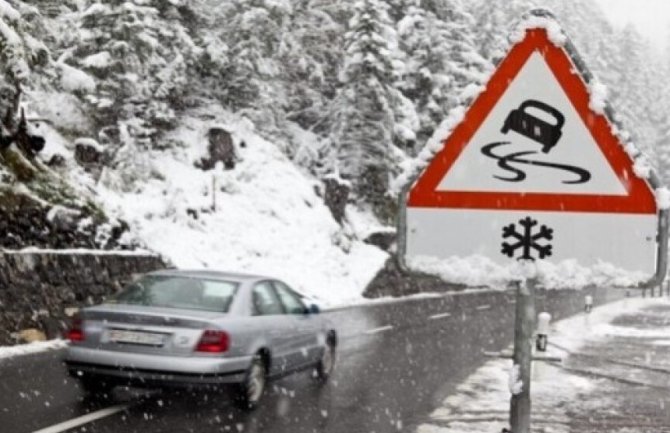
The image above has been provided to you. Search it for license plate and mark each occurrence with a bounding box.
[108,329,165,346]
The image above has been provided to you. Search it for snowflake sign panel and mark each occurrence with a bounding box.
[402,24,660,278]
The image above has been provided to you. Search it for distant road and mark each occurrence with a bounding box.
[0,287,621,433]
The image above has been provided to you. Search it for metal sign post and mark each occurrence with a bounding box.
[510,278,536,433]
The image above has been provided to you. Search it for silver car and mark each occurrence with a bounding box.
[64,270,337,409]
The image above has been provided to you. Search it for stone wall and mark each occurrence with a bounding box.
[0,251,167,344]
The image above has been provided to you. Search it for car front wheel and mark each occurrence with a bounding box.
[315,339,336,383]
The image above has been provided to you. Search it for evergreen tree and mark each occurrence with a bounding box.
[277,0,343,134]
[397,0,489,146]
[0,1,49,92]
[199,0,289,135]
[60,0,200,145]
[330,0,400,215]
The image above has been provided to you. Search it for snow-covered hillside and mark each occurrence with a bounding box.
[89,106,389,306]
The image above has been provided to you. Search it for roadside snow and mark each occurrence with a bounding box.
[0,339,67,360]
[407,255,648,290]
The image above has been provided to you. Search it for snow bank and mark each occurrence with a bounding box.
[0,339,66,360]
[97,108,388,307]
[407,255,648,290]
[549,297,663,352]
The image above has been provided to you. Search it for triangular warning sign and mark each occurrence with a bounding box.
[408,28,656,215]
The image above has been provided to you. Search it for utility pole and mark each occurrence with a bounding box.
[510,278,536,433]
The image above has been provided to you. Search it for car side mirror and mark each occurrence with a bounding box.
[307,304,320,315]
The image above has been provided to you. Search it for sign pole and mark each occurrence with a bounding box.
[510,277,536,433]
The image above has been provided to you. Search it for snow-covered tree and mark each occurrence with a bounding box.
[60,0,200,145]
[330,0,400,214]
[0,1,49,98]
[199,0,290,139]
[397,0,489,146]
[278,1,344,131]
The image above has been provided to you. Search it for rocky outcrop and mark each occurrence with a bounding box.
[197,127,237,170]
[323,175,350,224]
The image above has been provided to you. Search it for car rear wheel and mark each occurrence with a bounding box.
[315,338,336,383]
[236,356,266,410]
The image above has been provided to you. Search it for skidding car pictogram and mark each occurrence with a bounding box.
[501,99,565,153]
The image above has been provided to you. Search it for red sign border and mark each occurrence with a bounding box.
[407,28,656,215]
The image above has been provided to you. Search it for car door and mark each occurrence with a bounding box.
[251,281,293,376]
[273,281,321,368]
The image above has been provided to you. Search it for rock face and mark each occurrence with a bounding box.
[364,258,464,298]
[323,176,350,224]
[0,251,167,344]
[363,230,396,252]
[74,138,104,166]
[198,127,237,170]
[0,197,129,250]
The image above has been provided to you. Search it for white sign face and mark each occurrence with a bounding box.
[407,209,657,274]
[403,28,659,277]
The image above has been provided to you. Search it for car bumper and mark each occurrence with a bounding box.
[65,346,251,386]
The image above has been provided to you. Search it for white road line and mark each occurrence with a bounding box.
[429,312,452,320]
[32,404,129,433]
[365,325,393,335]
[476,304,492,311]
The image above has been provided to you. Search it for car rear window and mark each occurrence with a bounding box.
[109,275,238,313]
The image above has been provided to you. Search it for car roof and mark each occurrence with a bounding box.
[146,268,274,283]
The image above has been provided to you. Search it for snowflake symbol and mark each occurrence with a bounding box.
[501,217,553,261]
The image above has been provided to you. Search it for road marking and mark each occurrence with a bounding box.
[476,304,492,311]
[429,312,452,320]
[32,404,129,433]
[365,325,393,335]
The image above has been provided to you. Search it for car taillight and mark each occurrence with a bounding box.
[196,330,230,353]
[66,315,85,342]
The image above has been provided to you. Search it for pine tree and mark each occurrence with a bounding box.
[397,0,489,146]
[60,0,200,146]
[199,0,289,136]
[276,0,343,134]
[0,1,49,92]
[470,0,508,63]
[331,0,400,215]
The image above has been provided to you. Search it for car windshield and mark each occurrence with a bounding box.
[109,275,238,313]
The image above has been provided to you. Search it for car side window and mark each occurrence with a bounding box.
[252,281,284,316]
[274,281,306,315]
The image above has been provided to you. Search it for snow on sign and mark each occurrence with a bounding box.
[402,20,665,278]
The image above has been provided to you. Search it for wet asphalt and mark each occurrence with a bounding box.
[0,287,622,433]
